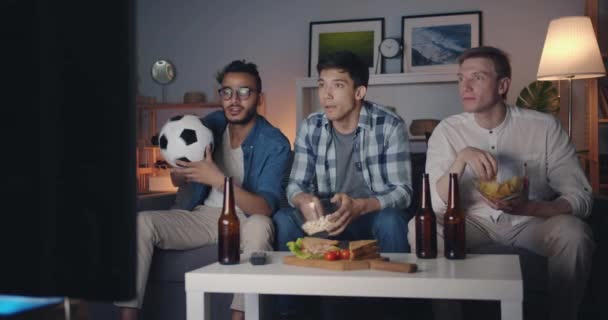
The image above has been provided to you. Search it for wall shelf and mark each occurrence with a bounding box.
[296,72,457,88]
[137,102,221,110]
[136,101,222,194]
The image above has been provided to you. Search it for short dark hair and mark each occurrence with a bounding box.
[458,46,511,99]
[218,60,262,92]
[316,51,369,88]
[458,46,512,80]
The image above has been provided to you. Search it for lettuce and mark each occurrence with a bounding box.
[286,238,312,259]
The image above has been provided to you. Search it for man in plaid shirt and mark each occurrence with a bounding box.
[274,51,414,320]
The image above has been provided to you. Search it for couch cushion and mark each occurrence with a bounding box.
[148,244,218,283]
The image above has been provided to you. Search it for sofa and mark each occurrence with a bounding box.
[89,153,607,320]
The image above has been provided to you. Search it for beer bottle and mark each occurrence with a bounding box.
[218,176,240,264]
[444,173,466,259]
[415,173,437,259]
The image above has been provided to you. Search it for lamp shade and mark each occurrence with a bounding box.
[537,16,606,80]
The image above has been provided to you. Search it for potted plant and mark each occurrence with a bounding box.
[515,80,560,115]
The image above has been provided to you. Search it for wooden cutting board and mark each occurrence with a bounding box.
[283,256,418,273]
[283,255,372,271]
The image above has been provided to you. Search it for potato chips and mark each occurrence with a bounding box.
[477,176,524,200]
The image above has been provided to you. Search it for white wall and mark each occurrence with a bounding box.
[136,0,589,149]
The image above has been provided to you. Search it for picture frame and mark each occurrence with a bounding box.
[309,18,384,77]
[401,11,482,73]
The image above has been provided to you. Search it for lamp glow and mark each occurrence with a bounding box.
[537,16,606,137]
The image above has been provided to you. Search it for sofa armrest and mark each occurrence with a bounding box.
[588,193,608,244]
[137,192,177,211]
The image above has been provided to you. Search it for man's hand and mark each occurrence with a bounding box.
[172,145,224,190]
[457,147,498,181]
[326,193,363,236]
[293,193,324,222]
[170,170,187,187]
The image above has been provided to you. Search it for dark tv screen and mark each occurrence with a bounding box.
[1,0,136,302]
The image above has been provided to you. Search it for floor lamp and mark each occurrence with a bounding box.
[537,16,606,138]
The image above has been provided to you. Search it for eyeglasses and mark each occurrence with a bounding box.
[217,86,257,100]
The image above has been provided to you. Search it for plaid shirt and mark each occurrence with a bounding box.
[287,101,412,209]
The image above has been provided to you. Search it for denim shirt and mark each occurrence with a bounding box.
[172,110,291,214]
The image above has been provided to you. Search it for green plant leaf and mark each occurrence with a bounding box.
[516,80,560,115]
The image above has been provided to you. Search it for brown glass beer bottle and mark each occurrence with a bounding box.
[218,176,240,265]
[444,173,466,259]
[415,173,437,259]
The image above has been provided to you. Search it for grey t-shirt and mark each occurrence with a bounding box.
[332,128,371,198]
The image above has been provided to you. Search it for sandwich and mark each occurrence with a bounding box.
[349,239,380,260]
[286,237,339,259]
[301,237,339,256]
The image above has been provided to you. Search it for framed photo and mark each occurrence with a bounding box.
[309,18,384,77]
[402,11,481,73]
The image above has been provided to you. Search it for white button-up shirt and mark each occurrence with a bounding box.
[426,105,592,226]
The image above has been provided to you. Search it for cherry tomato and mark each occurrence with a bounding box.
[340,249,351,260]
[324,251,338,261]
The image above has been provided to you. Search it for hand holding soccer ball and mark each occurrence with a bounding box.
[158,114,213,167]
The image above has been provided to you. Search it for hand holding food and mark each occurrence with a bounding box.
[298,197,323,222]
[300,197,340,235]
[301,215,332,235]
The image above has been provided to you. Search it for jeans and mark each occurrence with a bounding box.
[273,206,412,316]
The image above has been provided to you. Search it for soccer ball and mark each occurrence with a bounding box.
[158,114,213,167]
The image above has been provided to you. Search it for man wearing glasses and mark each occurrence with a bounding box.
[115,60,291,320]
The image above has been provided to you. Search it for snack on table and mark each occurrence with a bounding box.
[349,240,380,260]
[286,237,339,259]
[477,176,524,200]
[286,237,382,261]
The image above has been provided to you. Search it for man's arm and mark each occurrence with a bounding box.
[173,142,290,216]
[325,193,380,236]
[435,147,498,203]
[372,121,413,209]
[543,117,593,218]
[239,140,291,216]
[170,171,187,187]
[488,118,591,218]
[485,195,573,218]
[287,122,318,207]
[291,192,324,222]
[232,184,273,216]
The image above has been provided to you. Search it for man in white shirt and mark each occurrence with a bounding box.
[408,46,594,320]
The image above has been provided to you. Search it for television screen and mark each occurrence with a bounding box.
[1,0,136,302]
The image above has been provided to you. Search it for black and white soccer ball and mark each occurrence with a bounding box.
[158,114,213,167]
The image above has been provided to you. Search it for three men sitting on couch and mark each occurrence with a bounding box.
[129,47,594,320]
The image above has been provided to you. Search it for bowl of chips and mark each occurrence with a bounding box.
[476,176,524,201]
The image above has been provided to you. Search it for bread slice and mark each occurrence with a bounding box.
[349,240,378,251]
[301,237,338,250]
[349,240,380,260]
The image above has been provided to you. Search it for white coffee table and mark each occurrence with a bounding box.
[185,252,522,320]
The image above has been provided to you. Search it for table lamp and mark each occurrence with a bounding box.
[537,16,606,137]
